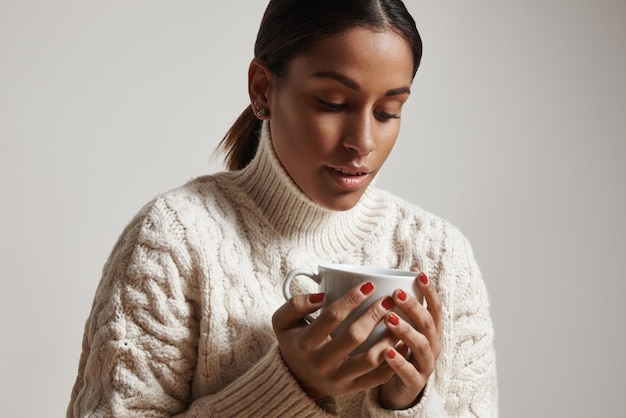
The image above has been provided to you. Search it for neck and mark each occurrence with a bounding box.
[228,122,387,253]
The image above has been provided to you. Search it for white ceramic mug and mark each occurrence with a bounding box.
[283,263,423,353]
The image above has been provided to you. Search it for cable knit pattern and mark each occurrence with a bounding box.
[68,122,498,417]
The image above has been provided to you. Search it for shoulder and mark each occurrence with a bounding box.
[155,174,226,210]
[142,173,237,222]
[369,187,458,238]
[115,173,235,249]
[369,186,475,271]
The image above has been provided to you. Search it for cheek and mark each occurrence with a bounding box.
[289,114,341,156]
[274,96,323,141]
[377,126,400,154]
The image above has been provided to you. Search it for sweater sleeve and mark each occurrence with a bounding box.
[67,198,199,417]
[362,223,498,418]
[181,344,335,418]
[67,197,336,418]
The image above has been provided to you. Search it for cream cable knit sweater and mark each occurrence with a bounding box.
[68,123,498,417]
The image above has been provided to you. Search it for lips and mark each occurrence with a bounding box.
[326,165,371,191]
[331,167,368,176]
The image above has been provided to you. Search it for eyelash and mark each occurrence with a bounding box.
[318,98,346,111]
[378,111,401,120]
[317,98,400,120]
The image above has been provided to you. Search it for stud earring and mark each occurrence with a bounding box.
[254,104,267,118]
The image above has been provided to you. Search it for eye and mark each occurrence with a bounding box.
[376,110,401,121]
[317,97,347,111]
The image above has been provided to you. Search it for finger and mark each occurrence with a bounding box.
[382,347,427,407]
[307,281,376,349]
[385,346,424,386]
[369,328,400,353]
[391,287,440,360]
[350,359,396,393]
[416,271,443,347]
[384,312,435,376]
[334,327,398,380]
[318,293,397,365]
[334,345,397,395]
[405,268,442,349]
[272,293,326,333]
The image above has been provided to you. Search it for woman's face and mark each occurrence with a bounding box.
[265,28,414,210]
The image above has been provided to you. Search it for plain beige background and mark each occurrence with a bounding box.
[1,1,625,417]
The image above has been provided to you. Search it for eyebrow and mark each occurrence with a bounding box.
[311,70,411,96]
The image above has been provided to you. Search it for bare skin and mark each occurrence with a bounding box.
[272,267,442,409]
[251,27,443,410]
[248,28,413,211]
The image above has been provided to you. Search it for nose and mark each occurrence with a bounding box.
[342,111,375,156]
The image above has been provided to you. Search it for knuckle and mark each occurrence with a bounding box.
[319,289,368,327]
[366,306,384,324]
[345,324,366,346]
[413,312,434,334]
[413,337,431,358]
[362,350,381,369]
[344,289,364,307]
[296,336,315,353]
[322,305,344,325]
[422,316,436,333]
[402,363,421,381]
[373,373,391,387]
[285,295,304,314]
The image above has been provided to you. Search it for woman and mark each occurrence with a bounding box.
[68,0,498,416]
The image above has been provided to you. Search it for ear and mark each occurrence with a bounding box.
[248,58,273,111]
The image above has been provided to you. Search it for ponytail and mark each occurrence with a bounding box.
[216,105,263,171]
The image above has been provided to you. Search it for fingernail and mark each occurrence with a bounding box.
[389,312,400,326]
[419,272,429,285]
[387,348,396,359]
[381,297,395,310]
[360,282,374,295]
[398,290,407,301]
[309,293,325,303]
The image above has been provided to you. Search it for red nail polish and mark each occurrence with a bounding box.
[389,312,400,325]
[381,297,395,310]
[419,272,429,285]
[398,290,407,301]
[360,282,374,295]
[309,293,325,303]
[387,348,396,359]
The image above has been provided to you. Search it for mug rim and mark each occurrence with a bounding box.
[318,263,417,279]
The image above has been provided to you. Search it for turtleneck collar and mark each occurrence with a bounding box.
[226,121,388,254]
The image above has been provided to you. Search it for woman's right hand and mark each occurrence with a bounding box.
[272,282,398,400]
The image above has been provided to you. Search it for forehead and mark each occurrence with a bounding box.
[282,27,414,87]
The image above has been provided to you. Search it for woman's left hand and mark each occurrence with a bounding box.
[378,268,443,410]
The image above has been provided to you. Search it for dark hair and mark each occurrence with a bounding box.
[217,0,422,171]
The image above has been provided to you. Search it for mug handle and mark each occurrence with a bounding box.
[282,268,320,300]
[283,268,321,324]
